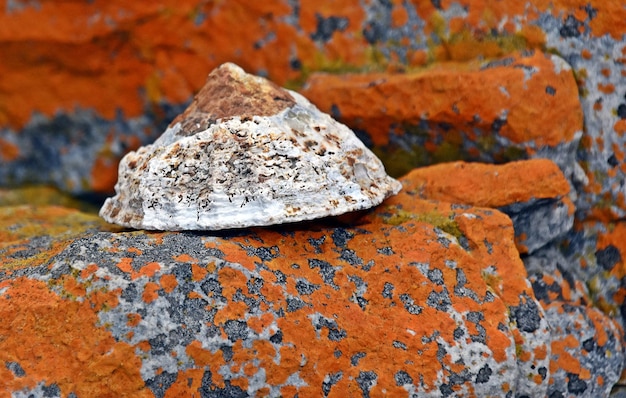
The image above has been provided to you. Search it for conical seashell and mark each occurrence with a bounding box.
[100,63,401,230]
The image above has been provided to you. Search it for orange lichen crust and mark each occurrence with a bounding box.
[400,159,575,254]
[302,50,581,148]
[0,278,150,396]
[403,159,571,208]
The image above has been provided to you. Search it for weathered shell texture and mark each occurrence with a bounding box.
[100,63,401,230]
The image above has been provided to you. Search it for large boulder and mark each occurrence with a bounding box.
[1,163,623,397]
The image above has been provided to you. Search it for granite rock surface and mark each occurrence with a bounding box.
[1,165,624,397]
[302,50,584,184]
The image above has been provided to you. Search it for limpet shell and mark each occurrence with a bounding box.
[99,63,401,230]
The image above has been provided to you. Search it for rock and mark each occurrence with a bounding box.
[544,299,623,397]
[558,220,626,323]
[2,169,624,396]
[99,63,400,231]
[302,50,584,183]
[525,246,625,397]
[1,1,625,222]
[0,193,549,396]
[403,159,575,254]
[405,158,624,396]
[0,205,121,276]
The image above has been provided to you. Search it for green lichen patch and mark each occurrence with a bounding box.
[382,208,463,239]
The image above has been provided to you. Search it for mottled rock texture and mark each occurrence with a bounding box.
[302,50,583,182]
[0,205,121,276]
[100,63,400,230]
[2,1,626,397]
[0,0,620,210]
[405,159,575,254]
[2,167,622,397]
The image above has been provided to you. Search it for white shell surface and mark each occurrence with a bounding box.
[100,63,401,230]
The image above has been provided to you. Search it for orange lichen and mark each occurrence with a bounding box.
[403,159,570,208]
[62,276,87,298]
[550,334,583,374]
[187,291,204,300]
[391,5,409,27]
[191,263,208,281]
[80,263,100,279]
[0,138,20,161]
[142,281,160,303]
[0,278,149,396]
[160,273,178,293]
[230,376,249,391]
[186,340,223,367]
[139,262,161,278]
[88,288,121,311]
[137,340,151,352]
[127,247,143,255]
[534,344,548,361]
[116,257,134,274]
[164,369,206,397]
[302,50,582,148]
[174,253,199,263]
[598,83,615,94]
[247,313,275,335]
[127,313,142,327]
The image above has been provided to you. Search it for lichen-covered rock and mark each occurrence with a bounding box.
[99,63,400,230]
[559,220,626,323]
[525,246,625,397]
[545,301,623,397]
[302,50,584,183]
[0,205,121,275]
[2,169,624,396]
[1,0,625,225]
[401,159,575,254]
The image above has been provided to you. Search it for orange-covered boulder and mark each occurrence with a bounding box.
[403,159,575,254]
[1,168,622,397]
[302,50,583,179]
